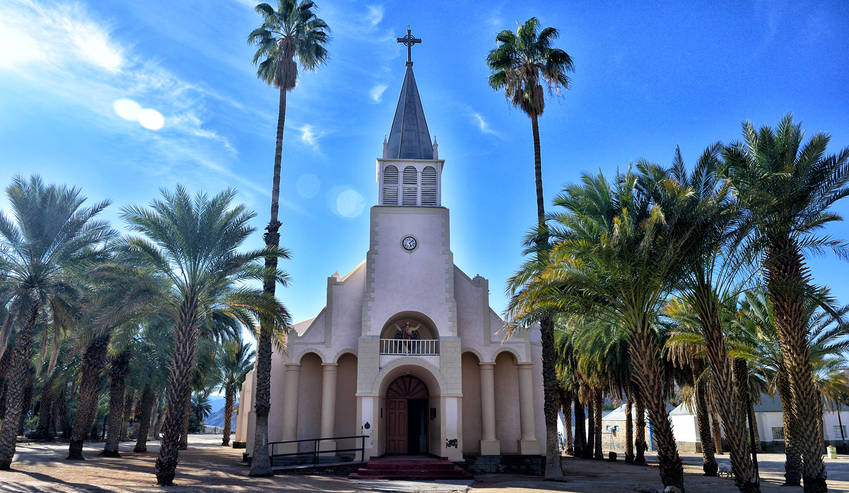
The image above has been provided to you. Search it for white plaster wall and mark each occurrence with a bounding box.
[461,352,482,454]
[494,352,521,453]
[297,353,323,451]
[671,414,698,443]
[756,412,785,442]
[530,335,546,453]
[362,207,457,337]
[823,410,849,440]
[334,353,359,452]
[268,344,285,442]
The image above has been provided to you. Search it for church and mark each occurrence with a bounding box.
[234,32,546,464]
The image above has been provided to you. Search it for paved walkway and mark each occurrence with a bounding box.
[0,435,847,492]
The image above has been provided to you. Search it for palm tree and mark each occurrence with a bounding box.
[658,145,761,492]
[537,169,690,490]
[216,338,255,446]
[247,0,328,476]
[488,17,573,479]
[131,313,173,453]
[722,115,849,493]
[190,391,213,431]
[0,176,112,470]
[121,186,290,486]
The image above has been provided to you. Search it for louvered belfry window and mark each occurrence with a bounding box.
[421,166,437,206]
[383,165,399,205]
[402,166,418,206]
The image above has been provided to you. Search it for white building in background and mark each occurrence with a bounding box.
[669,393,849,451]
[234,49,546,464]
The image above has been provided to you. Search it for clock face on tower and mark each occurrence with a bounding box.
[401,235,418,251]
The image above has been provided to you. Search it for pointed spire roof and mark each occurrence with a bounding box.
[385,64,433,160]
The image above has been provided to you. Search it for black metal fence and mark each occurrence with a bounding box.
[267,435,369,467]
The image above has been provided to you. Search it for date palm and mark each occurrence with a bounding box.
[216,338,254,447]
[121,186,290,485]
[0,176,112,470]
[658,145,761,492]
[488,16,573,479]
[538,169,691,490]
[247,0,328,475]
[722,115,849,493]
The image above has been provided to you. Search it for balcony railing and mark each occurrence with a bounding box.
[379,338,439,356]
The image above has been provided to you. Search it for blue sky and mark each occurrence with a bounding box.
[1,0,848,325]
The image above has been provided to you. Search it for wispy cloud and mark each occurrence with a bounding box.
[369,84,388,103]
[472,112,500,137]
[366,5,384,28]
[296,124,325,153]
[0,0,281,209]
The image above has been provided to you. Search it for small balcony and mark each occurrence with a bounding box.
[379,338,440,368]
[379,338,439,355]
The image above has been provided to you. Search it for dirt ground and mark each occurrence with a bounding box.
[1,435,847,492]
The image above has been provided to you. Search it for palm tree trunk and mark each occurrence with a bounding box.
[695,376,718,476]
[585,391,595,459]
[710,401,723,454]
[155,297,199,486]
[134,385,154,453]
[67,333,110,460]
[35,388,53,440]
[625,395,635,463]
[573,394,586,457]
[251,76,289,479]
[57,386,71,439]
[540,317,564,477]
[593,389,603,460]
[628,321,684,491]
[152,393,165,439]
[635,392,647,465]
[562,389,573,455]
[103,349,131,457]
[776,369,802,485]
[693,290,760,492]
[18,383,33,436]
[222,387,234,447]
[733,358,760,483]
[0,303,39,469]
[180,395,190,450]
[765,239,827,493]
[121,392,134,441]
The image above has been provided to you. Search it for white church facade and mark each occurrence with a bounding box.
[234,52,546,464]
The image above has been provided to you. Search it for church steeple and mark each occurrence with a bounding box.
[385,64,433,160]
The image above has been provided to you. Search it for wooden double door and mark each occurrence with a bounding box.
[385,375,429,455]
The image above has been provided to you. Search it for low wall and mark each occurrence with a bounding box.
[463,454,545,475]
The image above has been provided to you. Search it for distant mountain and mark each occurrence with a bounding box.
[206,396,237,431]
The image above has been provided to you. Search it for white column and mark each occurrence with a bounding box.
[479,362,500,455]
[319,363,338,452]
[518,363,540,455]
[281,363,300,453]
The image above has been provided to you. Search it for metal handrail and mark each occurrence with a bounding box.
[379,338,439,355]
[267,434,369,466]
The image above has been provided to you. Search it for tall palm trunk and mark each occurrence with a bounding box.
[57,386,71,439]
[710,401,723,454]
[67,333,110,460]
[0,304,40,469]
[251,68,289,479]
[155,296,199,486]
[562,389,573,455]
[35,384,53,440]
[103,349,131,457]
[152,394,165,439]
[694,376,718,476]
[635,392,647,465]
[765,239,826,492]
[573,394,586,457]
[628,321,684,491]
[593,389,603,460]
[625,395,635,463]
[693,289,760,492]
[733,358,760,479]
[121,392,134,441]
[222,386,235,447]
[775,369,801,485]
[134,385,155,453]
[180,398,190,450]
[585,391,595,459]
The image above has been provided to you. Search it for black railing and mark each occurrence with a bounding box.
[267,435,369,467]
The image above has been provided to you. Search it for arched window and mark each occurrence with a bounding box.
[383,165,398,205]
[402,166,418,206]
[421,166,437,206]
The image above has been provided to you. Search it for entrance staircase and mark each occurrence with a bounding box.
[349,456,473,480]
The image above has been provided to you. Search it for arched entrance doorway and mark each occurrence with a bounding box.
[385,375,429,455]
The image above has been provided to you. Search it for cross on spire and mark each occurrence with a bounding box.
[396,26,421,66]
